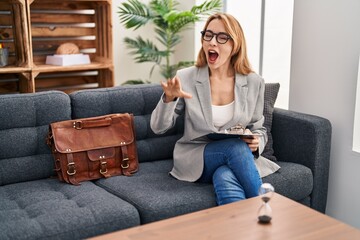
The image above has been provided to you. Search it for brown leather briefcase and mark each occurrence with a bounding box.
[47,113,138,185]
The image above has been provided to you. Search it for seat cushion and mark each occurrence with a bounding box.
[0,179,140,240]
[95,159,312,224]
[262,161,313,202]
[95,160,217,224]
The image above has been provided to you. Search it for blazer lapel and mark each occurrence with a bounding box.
[194,68,249,132]
[195,67,217,131]
[220,74,248,131]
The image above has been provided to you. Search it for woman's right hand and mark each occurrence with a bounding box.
[161,76,192,103]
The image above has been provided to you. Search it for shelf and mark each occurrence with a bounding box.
[0,72,33,93]
[0,0,31,70]
[0,66,31,73]
[0,0,113,94]
[33,62,113,73]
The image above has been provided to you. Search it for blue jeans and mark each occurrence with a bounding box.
[197,138,262,205]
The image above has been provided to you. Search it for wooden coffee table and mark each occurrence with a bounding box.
[90,193,360,239]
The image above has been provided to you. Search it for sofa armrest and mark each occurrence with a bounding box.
[272,108,332,213]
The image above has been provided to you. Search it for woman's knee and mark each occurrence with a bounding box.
[213,165,237,184]
[225,138,251,154]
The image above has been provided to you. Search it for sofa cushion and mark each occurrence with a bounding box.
[262,161,313,202]
[0,179,140,240]
[95,160,217,224]
[262,83,280,161]
[95,159,312,224]
[70,84,183,163]
[0,91,71,186]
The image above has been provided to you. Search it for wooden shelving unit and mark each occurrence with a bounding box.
[0,0,113,94]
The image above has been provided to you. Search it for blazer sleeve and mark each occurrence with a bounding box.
[150,93,185,134]
[247,78,268,157]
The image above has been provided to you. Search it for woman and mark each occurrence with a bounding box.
[150,13,280,205]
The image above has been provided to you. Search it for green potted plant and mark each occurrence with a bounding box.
[118,0,222,84]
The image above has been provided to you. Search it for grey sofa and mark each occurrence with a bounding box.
[0,84,331,239]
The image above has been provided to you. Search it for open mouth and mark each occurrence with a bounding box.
[208,50,219,62]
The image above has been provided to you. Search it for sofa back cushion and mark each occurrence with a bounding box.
[70,84,184,163]
[0,91,71,186]
[262,83,280,161]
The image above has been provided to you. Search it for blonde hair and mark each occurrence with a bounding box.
[195,13,253,75]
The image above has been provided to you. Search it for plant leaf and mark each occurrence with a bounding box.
[160,61,195,79]
[176,61,195,69]
[155,28,181,49]
[167,11,199,34]
[118,0,152,30]
[191,0,223,18]
[124,37,168,64]
[150,0,178,16]
[122,79,150,85]
[150,0,178,29]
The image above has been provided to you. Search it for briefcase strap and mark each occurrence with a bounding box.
[73,117,112,129]
[66,151,80,185]
[120,145,130,175]
[100,160,111,178]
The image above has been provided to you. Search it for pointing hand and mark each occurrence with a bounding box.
[161,76,192,102]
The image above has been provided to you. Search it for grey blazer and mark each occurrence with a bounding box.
[150,66,280,182]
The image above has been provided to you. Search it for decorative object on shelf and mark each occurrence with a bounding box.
[257,183,275,224]
[118,0,222,84]
[45,54,91,66]
[45,43,90,66]
[0,43,9,67]
[56,42,80,55]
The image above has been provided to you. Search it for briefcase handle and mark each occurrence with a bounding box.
[73,117,112,129]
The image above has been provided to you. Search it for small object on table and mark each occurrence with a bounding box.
[257,183,275,224]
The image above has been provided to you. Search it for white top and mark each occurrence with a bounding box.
[212,101,235,129]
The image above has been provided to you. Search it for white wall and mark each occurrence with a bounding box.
[290,0,360,229]
[353,57,360,153]
[261,0,293,110]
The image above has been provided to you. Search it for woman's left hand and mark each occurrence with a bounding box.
[240,129,259,152]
